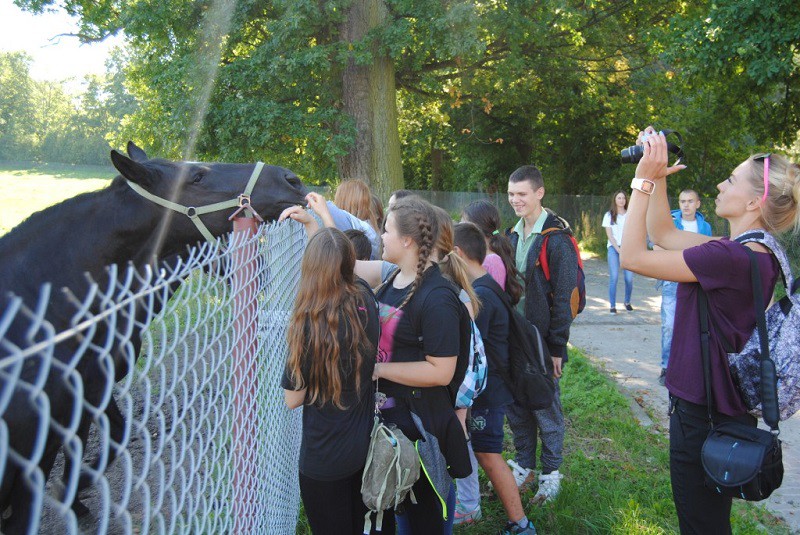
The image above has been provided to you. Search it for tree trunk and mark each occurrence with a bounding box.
[338,0,403,200]
[430,145,443,191]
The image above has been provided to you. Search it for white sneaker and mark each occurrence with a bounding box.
[531,470,563,504]
[506,459,532,488]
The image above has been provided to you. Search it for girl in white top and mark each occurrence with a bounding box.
[602,190,634,313]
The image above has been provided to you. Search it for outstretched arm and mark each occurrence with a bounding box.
[621,131,698,282]
[641,127,715,251]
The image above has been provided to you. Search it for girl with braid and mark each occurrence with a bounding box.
[280,196,473,532]
[373,197,471,533]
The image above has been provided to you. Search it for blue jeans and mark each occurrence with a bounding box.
[660,281,678,370]
[607,246,633,308]
[455,443,480,513]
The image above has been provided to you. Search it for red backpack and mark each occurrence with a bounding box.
[537,229,586,318]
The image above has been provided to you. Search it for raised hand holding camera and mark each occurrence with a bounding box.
[633,128,686,183]
[621,128,684,164]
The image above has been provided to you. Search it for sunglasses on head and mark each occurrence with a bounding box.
[753,153,771,203]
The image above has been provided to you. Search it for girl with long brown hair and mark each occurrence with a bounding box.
[282,228,386,535]
[603,190,634,313]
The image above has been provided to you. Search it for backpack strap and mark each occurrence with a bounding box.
[537,229,583,283]
[734,230,794,291]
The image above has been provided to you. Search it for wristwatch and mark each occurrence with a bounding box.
[630,177,656,195]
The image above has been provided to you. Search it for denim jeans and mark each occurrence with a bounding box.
[455,443,480,512]
[607,246,633,307]
[660,281,678,370]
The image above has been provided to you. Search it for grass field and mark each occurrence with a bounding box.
[0,161,114,235]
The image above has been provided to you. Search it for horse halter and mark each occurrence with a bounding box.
[125,162,265,243]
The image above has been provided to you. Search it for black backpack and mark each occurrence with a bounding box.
[473,276,555,411]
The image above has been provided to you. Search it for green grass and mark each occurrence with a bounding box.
[0,161,114,234]
[452,348,789,534]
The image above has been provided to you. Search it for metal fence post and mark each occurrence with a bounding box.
[230,216,260,533]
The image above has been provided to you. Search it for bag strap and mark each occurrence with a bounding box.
[697,249,780,432]
[745,248,780,431]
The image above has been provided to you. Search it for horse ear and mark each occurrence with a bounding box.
[111,150,156,187]
[126,142,149,162]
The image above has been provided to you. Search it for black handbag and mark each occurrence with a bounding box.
[697,248,784,501]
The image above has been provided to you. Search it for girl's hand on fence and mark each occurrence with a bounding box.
[278,205,319,235]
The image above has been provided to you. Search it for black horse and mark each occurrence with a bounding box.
[0,143,307,533]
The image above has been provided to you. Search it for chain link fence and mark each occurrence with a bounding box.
[0,220,306,534]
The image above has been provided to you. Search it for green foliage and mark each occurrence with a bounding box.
[9,0,800,198]
[0,50,138,165]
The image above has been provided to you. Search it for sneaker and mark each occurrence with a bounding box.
[531,470,563,504]
[610,307,617,313]
[659,368,667,386]
[506,459,533,488]
[498,520,537,534]
[625,303,634,311]
[454,504,482,525]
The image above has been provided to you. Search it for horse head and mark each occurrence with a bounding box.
[110,142,308,247]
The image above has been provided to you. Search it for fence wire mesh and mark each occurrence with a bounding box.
[0,220,306,534]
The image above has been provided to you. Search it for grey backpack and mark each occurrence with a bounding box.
[725,231,800,421]
[361,415,420,532]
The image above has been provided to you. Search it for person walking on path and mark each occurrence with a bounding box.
[620,127,799,534]
[657,189,712,385]
[506,165,579,504]
[602,190,634,313]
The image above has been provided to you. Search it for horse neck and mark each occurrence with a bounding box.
[0,181,172,292]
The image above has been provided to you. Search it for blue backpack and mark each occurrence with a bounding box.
[455,320,488,409]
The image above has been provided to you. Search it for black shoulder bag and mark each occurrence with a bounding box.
[697,248,783,501]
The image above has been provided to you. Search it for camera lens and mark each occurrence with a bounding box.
[620,145,643,164]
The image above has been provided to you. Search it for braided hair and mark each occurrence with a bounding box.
[379,196,439,311]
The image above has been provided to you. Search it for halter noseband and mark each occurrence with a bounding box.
[125,162,265,243]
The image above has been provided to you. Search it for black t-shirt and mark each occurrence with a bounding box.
[281,279,379,481]
[472,274,514,409]
[374,264,471,478]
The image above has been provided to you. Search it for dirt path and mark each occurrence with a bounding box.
[569,254,799,533]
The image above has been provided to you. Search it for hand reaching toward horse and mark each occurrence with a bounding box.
[305,192,336,228]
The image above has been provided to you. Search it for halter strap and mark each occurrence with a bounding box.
[126,162,265,243]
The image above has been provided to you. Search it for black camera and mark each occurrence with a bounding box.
[621,129,684,164]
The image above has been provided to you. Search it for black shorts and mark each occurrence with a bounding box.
[468,406,506,454]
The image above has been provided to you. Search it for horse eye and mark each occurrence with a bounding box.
[192,172,204,184]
